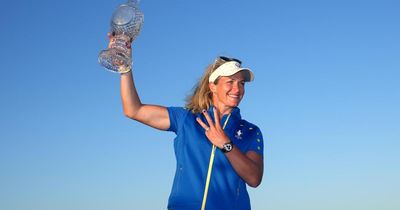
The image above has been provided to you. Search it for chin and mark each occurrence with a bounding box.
[227,97,242,107]
[227,101,240,108]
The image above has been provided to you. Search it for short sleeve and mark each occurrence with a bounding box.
[167,107,189,133]
[247,127,264,157]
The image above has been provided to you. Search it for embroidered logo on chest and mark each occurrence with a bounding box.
[235,129,243,140]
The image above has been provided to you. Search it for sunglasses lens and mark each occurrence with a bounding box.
[219,56,242,65]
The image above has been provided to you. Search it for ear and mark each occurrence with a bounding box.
[209,82,217,93]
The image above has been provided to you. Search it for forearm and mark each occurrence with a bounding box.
[225,147,263,188]
[196,109,264,187]
[120,71,142,118]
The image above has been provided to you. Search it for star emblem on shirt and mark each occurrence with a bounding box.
[235,129,243,139]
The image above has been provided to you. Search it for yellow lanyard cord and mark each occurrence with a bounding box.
[201,113,231,210]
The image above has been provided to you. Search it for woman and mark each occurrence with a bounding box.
[120,48,264,209]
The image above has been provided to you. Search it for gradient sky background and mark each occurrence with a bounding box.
[1,0,399,209]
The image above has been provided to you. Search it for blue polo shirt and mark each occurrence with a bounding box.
[166,106,264,210]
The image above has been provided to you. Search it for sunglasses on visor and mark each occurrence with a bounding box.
[218,56,242,65]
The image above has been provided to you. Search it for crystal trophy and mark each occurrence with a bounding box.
[98,0,144,73]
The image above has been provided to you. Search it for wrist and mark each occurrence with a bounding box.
[120,66,132,75]
[220,141,234,153]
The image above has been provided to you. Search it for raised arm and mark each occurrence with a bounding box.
[120,70,170,130]
[110,33,169,130]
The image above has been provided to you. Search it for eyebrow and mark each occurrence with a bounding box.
[225,78,245,83]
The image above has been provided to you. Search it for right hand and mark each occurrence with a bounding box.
[107,33,133,69]
[107,32,132,55]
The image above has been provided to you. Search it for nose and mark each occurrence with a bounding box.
[232,82,241,93]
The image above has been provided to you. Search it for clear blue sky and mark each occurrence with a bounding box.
[1,0,399,209]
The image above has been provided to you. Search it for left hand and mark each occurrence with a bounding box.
[196,108,231,148]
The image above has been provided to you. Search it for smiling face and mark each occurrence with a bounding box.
[209,71,246,114]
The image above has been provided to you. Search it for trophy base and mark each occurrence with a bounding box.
[98,48,132,74]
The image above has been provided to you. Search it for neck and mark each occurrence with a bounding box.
[212,103,234,116]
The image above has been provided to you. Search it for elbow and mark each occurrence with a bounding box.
[122,102,142,120]
[247,174,263,188]
[123,109,138,120]
[247,179,262,188]
[124,112,134,119]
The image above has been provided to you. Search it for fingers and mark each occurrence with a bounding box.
[197,109,230,148]
[202,109,215,128]
[196,117,209,131]
[213,108,222,129]
[197,108,224,132]
[106,33,132,49]
[196,109,215,132]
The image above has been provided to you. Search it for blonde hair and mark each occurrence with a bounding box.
[185,57,226,113]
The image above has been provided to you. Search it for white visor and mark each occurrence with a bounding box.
[209,61,254,83]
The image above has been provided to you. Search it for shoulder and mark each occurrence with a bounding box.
[167,106,193,132]
[237,119,264,155]
[167,106,188,112]
[238,119,264,144]
[167,106,192,115]
[240,119,262,134]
